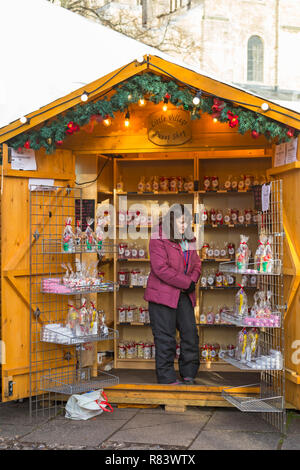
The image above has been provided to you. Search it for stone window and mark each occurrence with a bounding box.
[247,35,264,82]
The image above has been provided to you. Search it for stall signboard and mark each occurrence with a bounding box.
[148,110,192,146]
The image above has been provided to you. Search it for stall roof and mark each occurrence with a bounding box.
[0,0,300,144]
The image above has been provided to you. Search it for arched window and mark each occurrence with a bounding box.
[247,36,264,82]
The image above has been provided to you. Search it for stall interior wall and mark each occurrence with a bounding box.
[0,145,75,402]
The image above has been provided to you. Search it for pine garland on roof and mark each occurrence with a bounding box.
[8,73,298,154]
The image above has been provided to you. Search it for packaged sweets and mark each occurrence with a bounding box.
[145,178,153,192]
[216,209,223,225]
[263,236,274,273]
[207,245,214,259]
[200,274,207,287]
[213,244,221,259]
[118,210,126,226]
[255,233,267,272]
[137,342,144,358]
[183,178,189,192]
[211,176,219,191]
[209,208,217,225]
[95,217,105,253]
[238,210,245,225]
[74,220,82,251]
[201,208,209,225]
[89,301,98,335]
[118,342,126,359]
[131,243,138,259]
[118,306,127,323]
[248,328,260,360]
[207,308,215,324]
[253,175,260,186]
[214,310,221,324]
[138,246,147,259]
[215,271,223,287]
[84,217,96,252]
[207,270,215,287]
[224,208,231,225]
[244,175,253,190]
[176,343,180,359]
[224,175,232,191]
[144,343,152,359]
[124,245,132,259]
[236,328,248,362]
[130,269,140,287]
[138,306,146,323]
[226,273,236,286]
[199,310,207,324]
[126,305,137,323]
[137,176,146,193]
[160,176,169,192]
[177,176,184,191]
[235,285,248,317]
[220,243,228,259]
[151,343,155,359]
[203,176,211,191]
[227,242,235,259]
[66,302,79,333]
[118,243,127,259]
[62,217,75,253]
[231,176,238,191]
[236,235,250,271]
[187,175,194,192]
[244,209,252,225]
[238,175,245,191]
[231,209,238,225]
[152,176,159,192]
[79,298,89,336]
[169,176,178,192]
[118,270,129,286]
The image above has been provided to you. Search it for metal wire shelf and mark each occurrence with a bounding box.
[40,368,119,395]
[221,353,283,371]
[221,310,281,328]
[41,279,119,295]
[219,259,282,276]
[42,238,118,256]
[222,384,284,413]
[41,324,119,345]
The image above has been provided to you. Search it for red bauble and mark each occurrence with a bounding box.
[228,116,239,128]
[67,121,74,129]
[24,140,30,149]
[17,147,22,152]
[287,127,295,138]
[56,140,63,145]
[66,128,74,135]
[251,130,260,139]
[165,93,171,100]
[73,124,80,132]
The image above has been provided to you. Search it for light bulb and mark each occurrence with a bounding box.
[128,94,132,101]
[261,102,269,112]
[213,118,218,123]
[162,103,168,112]
[81,92,89,102]
[138,98,145,106]
[20,116,27,124]
[136,57,144,64]
[124,111,130,127]
[193,96,200,106]
[103,117,111,127]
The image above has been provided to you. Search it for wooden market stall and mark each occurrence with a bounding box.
[1,55,300,427]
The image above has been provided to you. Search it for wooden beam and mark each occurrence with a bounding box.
[267,161,300,177]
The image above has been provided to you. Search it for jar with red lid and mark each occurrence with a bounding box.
[138,306,146,323]
[211,176,219,191]
[214,343,220,361]
[118,306,126,323]
[134,210,141,226]
[230,209,238,225]
[138,246,147,259]
[131,243,138,259]
[238,211,245,225]
[126,305,137,323]
[124,245,132,259]
[118,270,129,286]
[130,269,140,287]
[203,176,211,191]
[144,343,152,359]
[98,271,105,282]
[169,176,178,192]
[227,344,235,358]
[215,271,223,287]
[209,208,217,225]
[160,176,169,192]
[201,208,209,225]
[216,209,223,225]
[227,243,235,259]
[244,209,252,225]
[210,344,217,361]
[118,210,126,227]
[118,342,126,359]
[118,243,128,260]
[224,208,231,225]
[137,341,144,358]
[177,176,184,191]
[176,343,180,359]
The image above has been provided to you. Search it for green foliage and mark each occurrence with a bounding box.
[8,73,297,154]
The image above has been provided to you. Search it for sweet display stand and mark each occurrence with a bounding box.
[29,185,119,418]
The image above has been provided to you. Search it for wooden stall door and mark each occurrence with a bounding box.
[1,145,75,401]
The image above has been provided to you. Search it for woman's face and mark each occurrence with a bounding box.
[175,215,188,236]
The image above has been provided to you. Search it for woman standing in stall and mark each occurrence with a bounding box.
[144,204,201,385]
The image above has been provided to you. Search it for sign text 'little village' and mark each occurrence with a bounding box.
[148,110,192,146]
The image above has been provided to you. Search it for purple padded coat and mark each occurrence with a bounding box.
[144,227,201,309]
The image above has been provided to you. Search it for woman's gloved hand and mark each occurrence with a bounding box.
[182,281,196,294]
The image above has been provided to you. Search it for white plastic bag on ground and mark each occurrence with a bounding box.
[65,389,113,420]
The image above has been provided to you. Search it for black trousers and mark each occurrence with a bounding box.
[149,293,200,384]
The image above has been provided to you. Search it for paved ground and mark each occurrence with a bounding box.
[0,400,299,450]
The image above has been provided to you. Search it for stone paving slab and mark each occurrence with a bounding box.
[203,409,276,433]
[139,406,215,416]
[189,430,281,450]
[286,414,300,433]
[110,411,210,447]
[281,434,300,450]
[19,417,128,447]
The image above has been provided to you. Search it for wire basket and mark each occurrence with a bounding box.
[41,324,119,345]
[219,259,282,276]
[40,367,119,395]
[221,310,281,328]
[222,384,284,413]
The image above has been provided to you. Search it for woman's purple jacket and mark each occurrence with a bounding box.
[144,227,202,309]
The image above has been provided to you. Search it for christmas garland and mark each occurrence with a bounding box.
[8,73,298,154]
